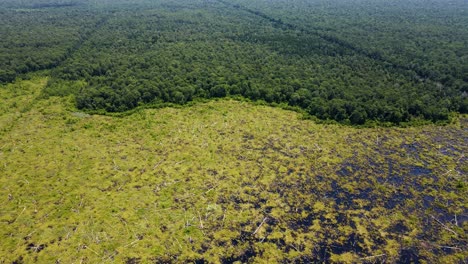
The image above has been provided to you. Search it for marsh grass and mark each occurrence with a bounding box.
[0,79,466,263]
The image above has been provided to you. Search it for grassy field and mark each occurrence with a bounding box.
[0,78,466,263]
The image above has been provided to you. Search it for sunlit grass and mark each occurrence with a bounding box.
[0,78,466,263]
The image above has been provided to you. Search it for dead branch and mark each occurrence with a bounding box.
[152,159,165,170]
[430,215,458,236]
[11,207,26,223]
[198,211,204,229]
[433,244,462,251]
[252,217,268,236]
[360,254,386,260]
[123,239,140,248]
[83,245,100,256]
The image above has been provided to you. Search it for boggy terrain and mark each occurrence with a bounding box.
[0,78,466,263]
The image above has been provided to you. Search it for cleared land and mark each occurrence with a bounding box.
[0,78,466,263]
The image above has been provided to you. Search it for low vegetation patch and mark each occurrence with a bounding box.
[0,79,466,263]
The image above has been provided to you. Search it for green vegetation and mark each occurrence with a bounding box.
[1,0,467,262]
[1,0,467,124]
[0,4,104,83]
[0,78,466,263]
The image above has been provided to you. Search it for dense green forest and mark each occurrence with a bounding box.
[1,0,467,124]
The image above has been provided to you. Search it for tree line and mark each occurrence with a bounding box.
[2,0,466,125]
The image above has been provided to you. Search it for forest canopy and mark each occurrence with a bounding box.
[1,0,467,125]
